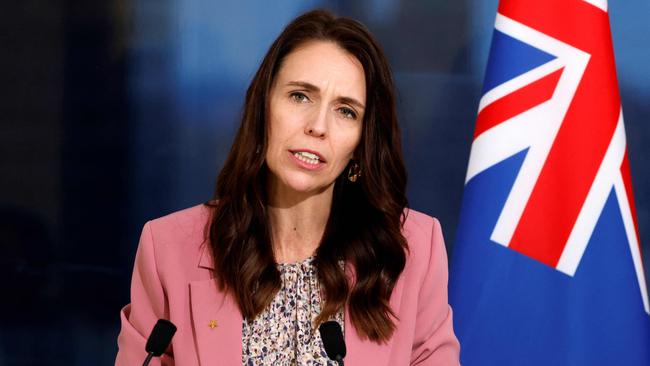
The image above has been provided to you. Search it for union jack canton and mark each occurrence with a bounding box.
[449,1,650,365]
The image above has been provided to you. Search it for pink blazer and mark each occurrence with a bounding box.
[115,204,460,365]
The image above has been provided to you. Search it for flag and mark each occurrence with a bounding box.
[448,0,650,364]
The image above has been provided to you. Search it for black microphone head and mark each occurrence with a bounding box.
[319,320,346,361]
[145,319,177,356]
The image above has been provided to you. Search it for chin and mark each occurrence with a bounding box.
[285,180,320,194]
[282,174,330,195]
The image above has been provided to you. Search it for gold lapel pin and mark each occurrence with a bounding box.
[208,320,218,329]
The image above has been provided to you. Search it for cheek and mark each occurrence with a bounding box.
[268,108,302,143]
[333,130,362,166]
[266,116,299,166]
[346,126,363,155]
[267,115,290,150]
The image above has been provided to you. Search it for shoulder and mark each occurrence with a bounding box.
[401,208,445,275]
[402,208,443,253]
[146,203,211,246]
[141,203,213,279]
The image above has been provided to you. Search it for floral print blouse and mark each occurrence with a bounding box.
[242,256,344,365]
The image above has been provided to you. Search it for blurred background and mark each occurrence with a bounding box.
[1,0,648,364]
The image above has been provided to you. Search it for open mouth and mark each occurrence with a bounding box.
[290,149,326,163]
[289,150,326,170]
[293,151,321,164]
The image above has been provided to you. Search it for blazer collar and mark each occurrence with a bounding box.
[198,242,214,270]
[192,245,402,366]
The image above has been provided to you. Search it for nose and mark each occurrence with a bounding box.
[305,105,327,138]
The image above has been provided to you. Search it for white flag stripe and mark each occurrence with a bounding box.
[614,169,650,314]
[582,0,608,12]
[556,110,624,276]
[478,60,564,113]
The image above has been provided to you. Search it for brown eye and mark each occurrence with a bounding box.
[290,92,310,103]
[339,107,357,120]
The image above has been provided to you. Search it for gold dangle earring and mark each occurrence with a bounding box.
[347,161,362,182]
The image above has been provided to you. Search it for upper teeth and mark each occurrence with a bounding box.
[294,151,320,164]
[295,151,319,160]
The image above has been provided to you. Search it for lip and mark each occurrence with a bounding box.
[288,150,326,171]
[289,149,327,163]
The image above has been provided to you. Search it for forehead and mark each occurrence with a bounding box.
[274,41,366,101]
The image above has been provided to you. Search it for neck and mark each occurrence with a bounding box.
[267,182,334,264]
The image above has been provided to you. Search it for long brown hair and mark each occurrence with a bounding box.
[205,9,408,343]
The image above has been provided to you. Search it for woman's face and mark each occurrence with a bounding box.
[265,41,366,197]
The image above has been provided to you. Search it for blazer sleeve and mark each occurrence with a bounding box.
[115,221,175,366]
[410,218,461,365]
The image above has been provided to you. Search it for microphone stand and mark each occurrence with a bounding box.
[142,352,154,366]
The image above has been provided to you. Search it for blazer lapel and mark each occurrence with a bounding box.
[343,262,406,366]
[191,246,243,365]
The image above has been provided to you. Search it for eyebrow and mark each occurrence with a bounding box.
[285,81,366,110]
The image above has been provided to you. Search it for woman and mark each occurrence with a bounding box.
[116,9,460,366]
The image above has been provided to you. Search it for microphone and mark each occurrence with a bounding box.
[142,319,177,366]
[319,320,346,366]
